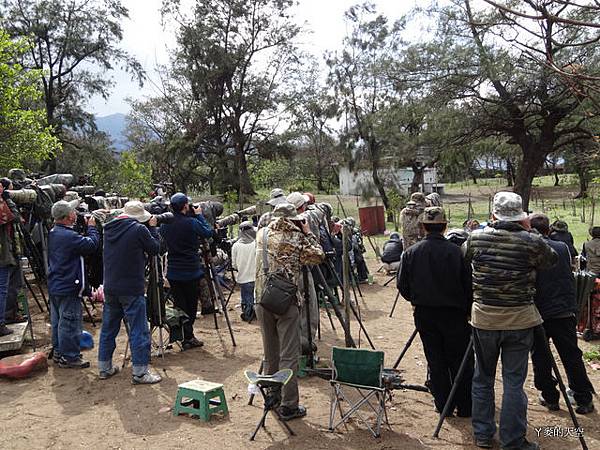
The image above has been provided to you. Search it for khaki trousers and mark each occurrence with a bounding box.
[256,304,301,409]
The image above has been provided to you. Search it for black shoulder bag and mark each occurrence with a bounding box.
[258,228,297,315]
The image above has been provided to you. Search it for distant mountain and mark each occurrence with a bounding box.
[95,113,128,152]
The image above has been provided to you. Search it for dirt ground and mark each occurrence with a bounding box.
[1,258,599,450]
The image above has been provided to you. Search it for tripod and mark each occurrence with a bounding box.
[201,241,236,347]
[148,255,169,357]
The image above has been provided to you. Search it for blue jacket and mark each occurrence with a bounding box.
[103,218,160,296]
[534,238,577,319]
[48,224,100,296]
[160,212,213,280]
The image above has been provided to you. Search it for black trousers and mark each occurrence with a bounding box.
[168,277,201,341]
[413,306,473,415]
[531,316,594,405]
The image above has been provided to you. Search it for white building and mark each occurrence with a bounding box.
[339,165,441,196]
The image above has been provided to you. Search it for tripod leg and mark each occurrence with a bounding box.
[393,328,419,369]
[389,290,401,318]
[433,336,473,438]
[81,297,96,327]
[384,275,396,287]
[537,326,589,450]
[23,275,44,313]
[249,408,270,441]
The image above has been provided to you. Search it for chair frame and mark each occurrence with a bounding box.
[328,348,391,438]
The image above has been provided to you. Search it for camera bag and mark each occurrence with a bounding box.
[259,228,296,315]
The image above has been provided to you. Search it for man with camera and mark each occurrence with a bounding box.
[464,192,557,450]
[47,199,100,368]
[160,193,213,350]
[255,202,325,421]
[0,179,21,336]
[97,201,162,384]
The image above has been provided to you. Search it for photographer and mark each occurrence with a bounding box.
[231,221,257,322]
[0,179,21,336]
[381,232,403,274]
[97,201,161,384]
[160,193,213,350]
[255,203,325,421]
[47,200,99,368]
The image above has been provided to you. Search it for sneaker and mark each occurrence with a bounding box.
[501,439,539,450]
[279,405,307,421]
[58,357,90,369]
[0,324,14,337]
[99,367,120,380]
[475,437,493,448]
[539,393,560,411]
[576,402,595,414]
[132,371,162,385]
[182,337,204,350]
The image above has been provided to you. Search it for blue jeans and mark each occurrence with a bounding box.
[50,294,83,361]
[472,327,534,448]
[240,282,255,317]
[0,266,8,324]
[98,295,150,376]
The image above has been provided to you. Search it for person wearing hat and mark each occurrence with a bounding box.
[231,221,257,321]
[529,213,594,415]
[160,193,214,349]
[397,206,473,419]
[98,201,162,384]
[400,192,427,250]
[381,232,403,274]
[549,219,577,264]
[287,192,321,354]
[0,180,21,336]
[255,202,325,421]
[47,199,99,368]
[464,192,557,450]
[257,188,287,229]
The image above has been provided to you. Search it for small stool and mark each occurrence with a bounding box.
[173,379,229,422]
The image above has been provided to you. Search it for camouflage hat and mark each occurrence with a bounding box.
[273,202,302,220]
[493,192,528,222]
[410,192,427,205]
[406,201,417,207]
[286,191,310,209]
[551,219,568,232]
[266,188,287,206]
[420,206,448,224]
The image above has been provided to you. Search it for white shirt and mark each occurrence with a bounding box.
[231,240,257,284]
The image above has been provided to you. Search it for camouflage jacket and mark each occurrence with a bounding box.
[255,217,325,307]
[463,221,558,307]
[257,211,273,229]
[400,206,424,249]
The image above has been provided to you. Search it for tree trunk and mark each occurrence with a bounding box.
[368,141,389,210]
[513,151,546,212]
[506,158,515,187]
[410,165,425,194]
[575,166,589,198]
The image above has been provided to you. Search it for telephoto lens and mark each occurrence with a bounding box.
[154,212,175,225]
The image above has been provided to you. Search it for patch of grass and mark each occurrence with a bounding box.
[583,347,600,362]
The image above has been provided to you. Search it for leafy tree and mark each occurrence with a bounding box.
[0,29,59,171]
[398,0,600,209]
[327,2,399,209]
[1,0,144,171]
[105,151,152,199]
[162,0,300,197]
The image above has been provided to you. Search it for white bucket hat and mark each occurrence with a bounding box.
[493,192,528,222]
[122,200,152,223]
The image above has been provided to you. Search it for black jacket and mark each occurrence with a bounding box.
[535,238,577,319]
[381,238,403,263]
[549,230,578,258]
[397,233,472,312]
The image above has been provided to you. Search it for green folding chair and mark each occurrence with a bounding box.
[328,347,391,438]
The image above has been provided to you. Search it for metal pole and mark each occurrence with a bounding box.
[303,267,314,369]
[342,225,352,347]
[389,290,401,318]
[393,328,419,369]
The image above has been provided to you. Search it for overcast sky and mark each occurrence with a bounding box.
[89,0,418,117]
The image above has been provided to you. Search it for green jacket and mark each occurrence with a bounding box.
[0,198,20,267]
[463,221,557,308]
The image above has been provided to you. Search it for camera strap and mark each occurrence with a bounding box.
[262,227,269,276]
